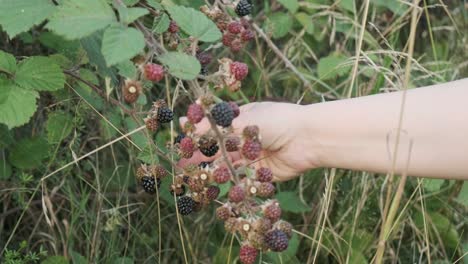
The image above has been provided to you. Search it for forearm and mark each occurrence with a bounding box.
[302,78,468,180]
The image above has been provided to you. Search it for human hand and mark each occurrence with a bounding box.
[177,102,320,181]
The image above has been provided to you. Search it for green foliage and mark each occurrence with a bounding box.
[158,52,201,80]
[266,13,293,39]
[275,191,311,213]
[0,81,38,129]
[41,256,69,264]
[101,25,146,66]
[0,50,17,73]
[9,137,49,169]
[317,54,350,80]
[15,57,65,91]
[46,111,74,144]
[0,0,55,38]
[277,0,299,13]
[47,0,116,40]
[152,13,171,34]
[165,5,222,42]
[422,179,445,192]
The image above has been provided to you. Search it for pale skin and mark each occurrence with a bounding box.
[179,78,468,181]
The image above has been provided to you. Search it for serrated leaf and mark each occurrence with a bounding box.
[9,137,49,169]
[15,56,65,91]
[218,181,232,197]
[456,182,468,207]
[102,25,145,66]
[123,0,140,6]
[152,13,170,34]
[0,81,38,129]
[158,52,200,80]
[295,13,314,35]
[0,0,55,38]
[166,6,221,42]
[277,0,299,13]
[47,111,74,144]
[116,60,137,78]
[137,145,159,164]
[267,13,293,39]
[317,54,350,80]
[81,31,119,82]
[0,50,17,74]
[146,0,163,10]
[47,0,116,40]
[423,179,444,192]
[275,191,311,213]
[118,6,149,25]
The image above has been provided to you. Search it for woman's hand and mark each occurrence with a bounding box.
[177,102,320,181]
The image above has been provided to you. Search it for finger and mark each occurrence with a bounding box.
[179,116,211,135]
[177,151,217,168]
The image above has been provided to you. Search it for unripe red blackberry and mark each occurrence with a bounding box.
[179,137,195,159]
[211,102,234,127]
[242,139,262,160]
[235,0,253,17]
[145,117,158,132]
[258,182,275,198]
[214,166,231,183]
[224,217,238,233]
[122,80,142,104]
[256,167,273,182]
[239,244,258,264]
[187,103,204,124]
[177,196,195,215]
[228,101,240,117]
[222,33,235,47]
[152,165,168,178]
[265,230,289,252]
[228,185,245,202]
[243,125,259,140]
[144,63,165,82]
[157,107,173,123]
[225,136,240,152]
[206,185,220,200]
[264,201,282,222]
[275,220,293,238]
[198,137,219,157]
[241,29,255,42]
[216,206,231,221]
[230,62,249,81]
[227,21,243,34]
[188,177,205,192]
[168,20,179,33]
[230,39,242,52]
[252,217,272,233]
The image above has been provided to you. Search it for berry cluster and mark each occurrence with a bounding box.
[136,164,168,194]
[144,100,174,132]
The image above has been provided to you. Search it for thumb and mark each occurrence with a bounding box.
[179,116,211,135]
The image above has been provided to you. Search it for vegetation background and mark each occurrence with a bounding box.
[0,0,467,263]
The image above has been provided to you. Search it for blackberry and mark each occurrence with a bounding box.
[200,143,219,157]
[177,196,195,215]
[239,244,258,264]
[174,133,186,144]
[235,0,253,17]
[200,66,208,75]
[157,107,173,123]
[265,230,289,252]
[198,161,212,169]
[170,184,186,196]
[141,176,161,194]
[206,185,220,200]
[211,102,234,127]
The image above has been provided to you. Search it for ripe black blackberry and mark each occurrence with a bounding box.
[235,0,253,17]
[199,161,212,169]
[141,176,161,194]
[200,142,219,157]
[265,230,289,252]
[174,133,186,144]
[211,102,234,127]
[177,196,195,215]
[157,107,173,123]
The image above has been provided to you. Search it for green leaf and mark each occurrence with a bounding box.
[277,0,299,13]
[9,137,49,169]
[47,0,116,40]
[0,124,14,147]
[275,191,311,213]
[102,25,145,66]
[423,179,445,192]
[70,250,87,264]
[0,160,12,180]
[15,56,65,91]
[414,211,459,250]
[137,145,159,164]
[218,181,232,197]
[456,182,468,207]
[47,111,74,144]
[123,0,140,6]
[295,13,314,35]
[146,0,163,10]
[118,6,149,25]
[0,50,17,74]
[165,5,221,42]
[0,81,38,129]
[41,256,69,264]
[116,60,137,79]
[339,0,355,13]
[158,52,200,80]
[317,54,350,80]
[80,31,119,82]
[152,13,170,34]
[267,13,293,39]
[114,257,133,264]
[0,0,55,38]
